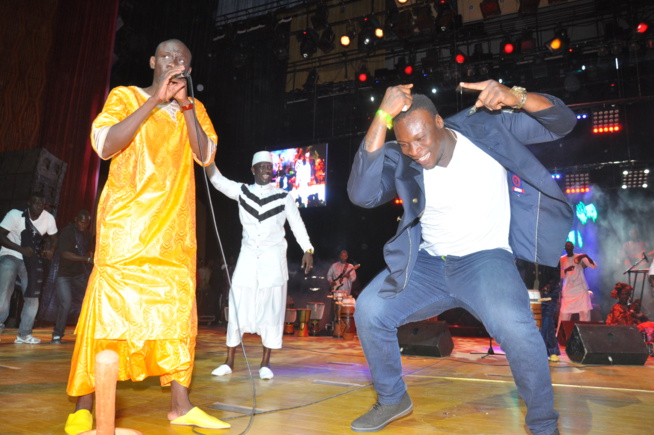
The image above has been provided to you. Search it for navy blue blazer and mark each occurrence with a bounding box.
[347,94,576,298]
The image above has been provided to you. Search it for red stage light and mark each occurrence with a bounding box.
[403,65,414,76]
[502,42,515,55]
[455,53,466,64]
[358,72,369,83]
[637,22,649,34]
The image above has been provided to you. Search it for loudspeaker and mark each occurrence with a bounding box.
[557,320,603,346]
[565,324,649,365]
[397,321,454,357]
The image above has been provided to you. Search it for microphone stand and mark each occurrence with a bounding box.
[623,254,650,305]
[471,336,505,359]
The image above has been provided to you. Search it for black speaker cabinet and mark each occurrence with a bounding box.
[397,321,454,357]
[557,320,604,346]
[565,324,649,365]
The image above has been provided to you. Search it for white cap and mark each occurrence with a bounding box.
[252,151,273,166]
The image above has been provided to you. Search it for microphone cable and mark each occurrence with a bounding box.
[183,72,257,435]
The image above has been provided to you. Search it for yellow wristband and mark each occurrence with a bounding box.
[376,109,393,130]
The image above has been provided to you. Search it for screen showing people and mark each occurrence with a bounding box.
[270,143,327,208]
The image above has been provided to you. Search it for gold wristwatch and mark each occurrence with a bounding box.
[305,249,314,255]
[510,86,527,110]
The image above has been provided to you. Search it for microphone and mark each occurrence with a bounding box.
[171,72,190,80]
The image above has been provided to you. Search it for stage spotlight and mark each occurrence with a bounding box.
[454,50,467,64]
[358,28,375,52]
[396,57,415,78]
[357,64,370,84]
[545,28,568,54]
[397,0,408,4]
[500,35,515,59]
[636,21,650,34]
[480,0,501,19]
[358,15,382,52]
[318,25,335,53]
[403,64,414,76]
[340,23,356,47]
[298,28,318,59]
[436,2,458,32]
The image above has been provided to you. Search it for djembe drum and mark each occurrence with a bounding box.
[284,308,297,335]
[329,290,347,338]
[528,289,542,329]
[306,302,325,336]
[340,296,356,340]
[296,308,312,337]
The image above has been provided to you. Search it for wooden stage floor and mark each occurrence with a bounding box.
[1,325,653,435]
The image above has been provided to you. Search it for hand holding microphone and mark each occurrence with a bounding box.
[163,67,191,104]
[171,71,190,80]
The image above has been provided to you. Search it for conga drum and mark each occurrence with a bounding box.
[340,300,356,340]
[330,290,347,336]
[284,308,297,335]
[296,308,312,337]
[528,290,542,329]
[306,302,325,336]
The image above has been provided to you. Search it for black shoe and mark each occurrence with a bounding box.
[51,336,62,344]
[351,392,413,433]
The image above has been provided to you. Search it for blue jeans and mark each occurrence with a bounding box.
[53,274,88,338]
[540,295,561,356]
[355,249,558,435]
[0,255,39,337]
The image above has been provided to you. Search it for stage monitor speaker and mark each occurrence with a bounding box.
[397,320,454,357]
[565,324,649,365]
[558,320,603,346]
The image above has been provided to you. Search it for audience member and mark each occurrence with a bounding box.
[51,210,93,344]
[0,192,58,344]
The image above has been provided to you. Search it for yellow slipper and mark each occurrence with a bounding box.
[170,407,230,429]
[64,409,93,435]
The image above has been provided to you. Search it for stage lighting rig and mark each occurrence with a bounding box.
[298,28,318,59]
[545,28,569,55]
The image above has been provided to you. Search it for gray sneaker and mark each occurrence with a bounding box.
[14,334,41,344]
[351,392,413,433]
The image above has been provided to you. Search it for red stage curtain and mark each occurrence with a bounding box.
[38,0,120,226]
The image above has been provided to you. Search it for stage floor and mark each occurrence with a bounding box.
[1,325,653,434]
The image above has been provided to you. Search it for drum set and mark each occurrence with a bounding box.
[282,289,357,339]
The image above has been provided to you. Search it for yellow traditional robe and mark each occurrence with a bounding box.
[67,86,217,396]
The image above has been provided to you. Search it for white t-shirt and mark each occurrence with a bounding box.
[0,209,58,259]
[419,132,511,257]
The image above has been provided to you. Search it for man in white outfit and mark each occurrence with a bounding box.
[559,241,596,322]
[208,151,314,380]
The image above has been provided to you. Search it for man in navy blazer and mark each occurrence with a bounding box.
[347,80,575,434]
